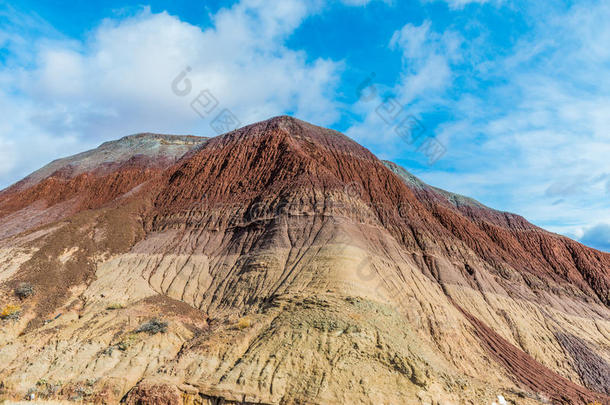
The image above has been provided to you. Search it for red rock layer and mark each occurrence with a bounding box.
[457,304,609,404]
[0,116,608,404]
[142,116,608,403]
[149,116,609,308]
[422,188,610,306]
[0,155,194,238]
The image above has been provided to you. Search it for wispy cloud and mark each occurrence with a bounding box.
[390,21,462,104]
[424,0,502,10]
[0,0,348,188]
[342,1,610,251]
[580,223,610,252]
[415,2,610,249]
[345,20,461,162]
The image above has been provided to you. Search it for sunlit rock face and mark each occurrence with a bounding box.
[0,116,608,404]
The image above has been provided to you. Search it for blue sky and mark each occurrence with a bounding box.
[1,0,609,251]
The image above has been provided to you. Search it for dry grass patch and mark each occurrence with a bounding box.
[236,317,252,329]
[0,304,21,320]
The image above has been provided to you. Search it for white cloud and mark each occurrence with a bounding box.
[414,2,610,244]
[0,137,16,175]
[346,21,461,158]
[340,0,392,5]
[0,0,348,188]
[580,223,610,252]
[344,2,610,251]
[390,21,462,104]
[428,0,501,10]
[1,0,607,254]
[390,21,433,60]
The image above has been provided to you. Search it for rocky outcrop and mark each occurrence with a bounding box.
[0,133,207,240]
[0,116,608,404]
[124,383,183,405]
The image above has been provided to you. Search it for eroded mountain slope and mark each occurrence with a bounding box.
[0,116,608,404]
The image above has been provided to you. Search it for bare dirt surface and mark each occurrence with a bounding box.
[0,116,608,404]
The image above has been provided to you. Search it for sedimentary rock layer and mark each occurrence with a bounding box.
[0,116,608,404]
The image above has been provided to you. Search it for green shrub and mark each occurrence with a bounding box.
[15,282,34,299]
[135,318,168,335]
[117,334,138,351]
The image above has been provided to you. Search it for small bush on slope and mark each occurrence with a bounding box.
[135,318,168,334]
[15,282,34,299]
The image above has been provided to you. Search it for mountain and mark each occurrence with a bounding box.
[0,116,608,405]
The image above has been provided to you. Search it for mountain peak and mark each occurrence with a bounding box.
[98,132,206,148]
[8,132,208,193]
[0,117,608,405]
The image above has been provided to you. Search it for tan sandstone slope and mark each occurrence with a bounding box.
[0,116,608,404]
